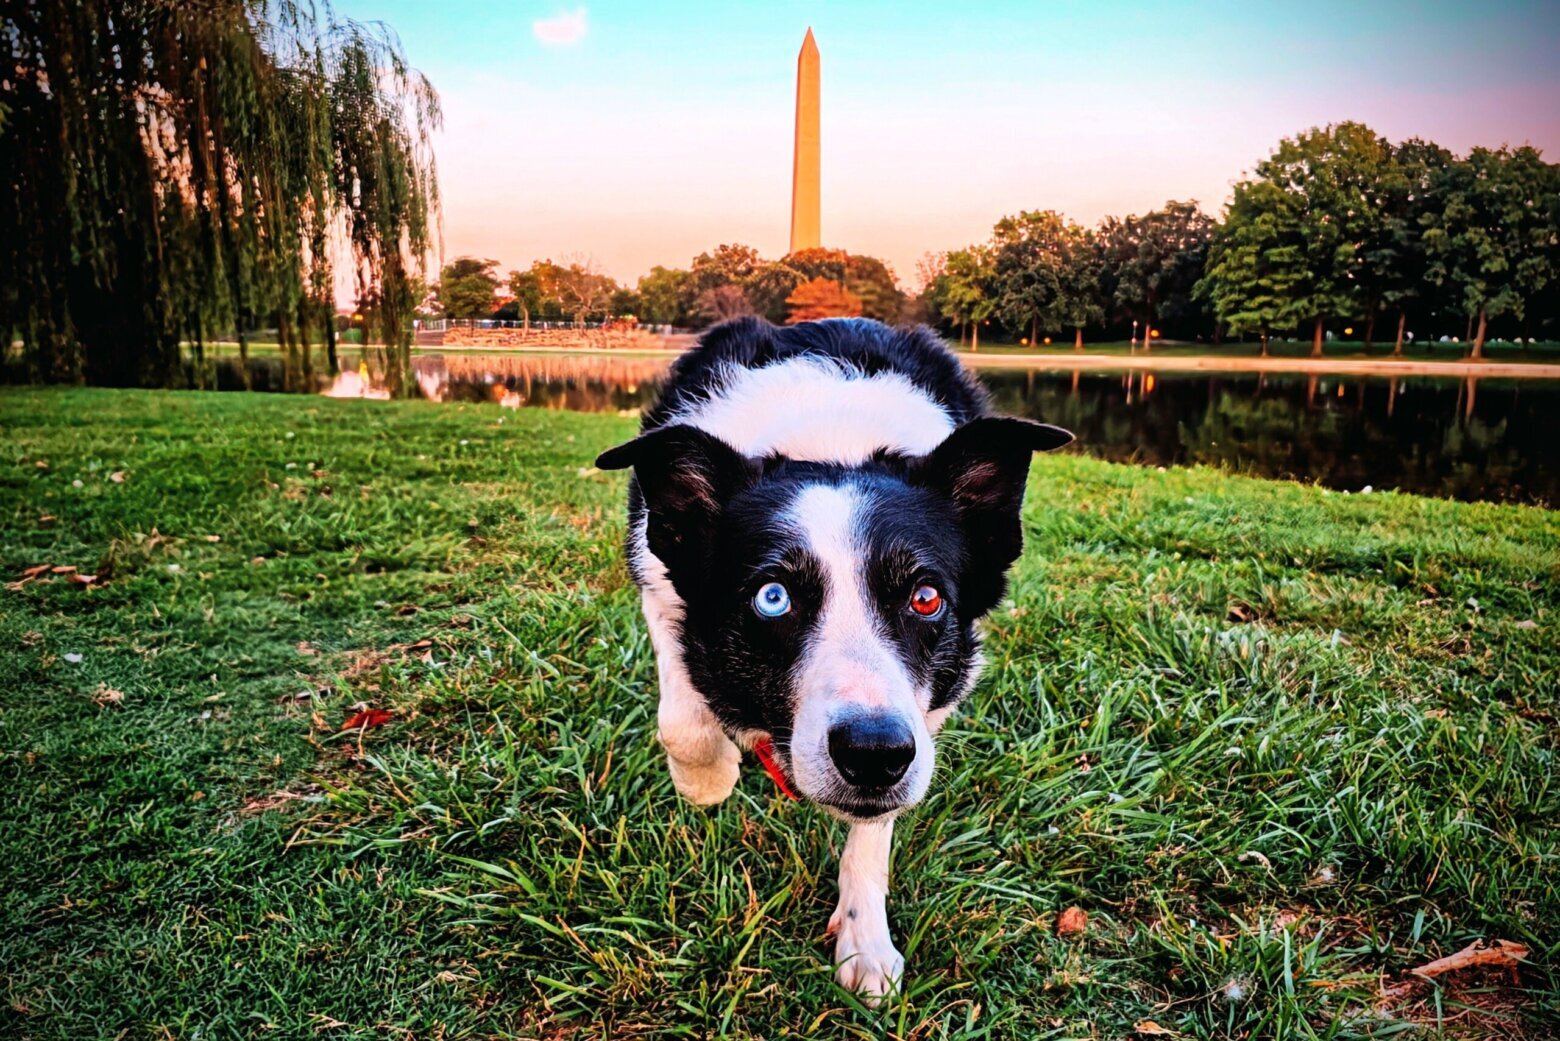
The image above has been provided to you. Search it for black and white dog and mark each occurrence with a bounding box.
[596,317,1071,1000]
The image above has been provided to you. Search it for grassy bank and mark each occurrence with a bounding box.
[2,388,1556,1039]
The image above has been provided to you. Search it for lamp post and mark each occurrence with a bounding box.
[1131,319,1138,351]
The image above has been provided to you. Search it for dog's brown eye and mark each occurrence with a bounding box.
[909,584,944,618]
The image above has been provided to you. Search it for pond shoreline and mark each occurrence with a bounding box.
[393,344,1560,379]
[958,351,1560,379]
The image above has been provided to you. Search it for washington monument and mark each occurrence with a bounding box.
[789,28,821,254]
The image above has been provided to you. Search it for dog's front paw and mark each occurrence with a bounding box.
[830,906,904,1004]
[665,745,739,805]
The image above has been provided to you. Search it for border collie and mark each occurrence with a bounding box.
[596,317,1072,1000]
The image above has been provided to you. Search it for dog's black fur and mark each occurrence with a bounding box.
[595,317,1072,997]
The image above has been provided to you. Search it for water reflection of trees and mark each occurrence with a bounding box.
[414,353,670,413]
[983,370,1556,504]
[205,353,1553,505]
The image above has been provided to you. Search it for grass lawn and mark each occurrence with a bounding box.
[3,387,1557,1040]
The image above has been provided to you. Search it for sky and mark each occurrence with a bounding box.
[333,0,1560,289]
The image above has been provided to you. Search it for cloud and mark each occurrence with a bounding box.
[532,7,588,47]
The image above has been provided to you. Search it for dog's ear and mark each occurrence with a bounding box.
[911,417,1072,617]
[597,425,757,582]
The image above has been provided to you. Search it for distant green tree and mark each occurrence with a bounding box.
[686,244,762,296]
[680,244,763,324]
[1256,123,1393,356]
[991,211,1065,345]
[933,247,998,349]
[506,266,547,330]
[1196,181,1307,356]
[1097,201,1212,348]
[609,286,642,319]
[1422,145,1559,358]
[842,255,904,323]
[742,263,805,324]
[636,266,690,325]
[439,258,500,318]
[991,210,1102,348]
[1364,139,1454,355]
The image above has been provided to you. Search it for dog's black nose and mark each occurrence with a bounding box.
[827,713,916,788]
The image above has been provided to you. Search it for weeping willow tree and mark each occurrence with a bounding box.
[1,0,440,391]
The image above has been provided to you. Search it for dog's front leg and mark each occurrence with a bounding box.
[644,591,740,805]
[829,818,903,1002]
[657,671,740,805]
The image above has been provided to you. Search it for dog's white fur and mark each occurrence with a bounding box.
[786,483,935,808]
[666,356,955,463]
[632,355,957,1000]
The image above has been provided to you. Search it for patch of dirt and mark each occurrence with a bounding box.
[239,784,323,816]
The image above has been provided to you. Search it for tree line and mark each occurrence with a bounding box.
[924,124,1559,357]
[431,244,906,330]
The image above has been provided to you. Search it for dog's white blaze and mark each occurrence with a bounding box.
[786,483,934,804]
[671,356,954,465]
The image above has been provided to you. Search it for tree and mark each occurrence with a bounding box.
[1422,145,1559,358]
[990,210,1101,348]
[506,266,547,330]
[636,266,690,325]
[743,263,805,324]
[686,244,763,296]
[695,284,755,324]
[991,212,1062,345]
[1355,139,1454,355]
[1,0,439,391]
[1196,181,1308,356]
[552,259,618,326]
[785,278,863,323]
[783,248,903,322]
[1254,123,1393,356]
[609,286,642,319]
[681,244,763,325]
[1098,201,1213,349]
[440,258,500,318]
[1058,231,1105,349]
[842,255,903,323]
[932,247,998,349]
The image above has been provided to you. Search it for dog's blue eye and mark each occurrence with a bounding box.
[754,582,791,618]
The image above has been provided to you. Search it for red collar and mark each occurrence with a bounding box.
[752,737,799,800]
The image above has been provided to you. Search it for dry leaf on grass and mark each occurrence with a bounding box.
[1409,938,1528,979]
[109,471,126,483]
[341,708,393,730]
[1056,906,1089,938]
[93,686,125,706]
[1135,1022,1177,1037]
